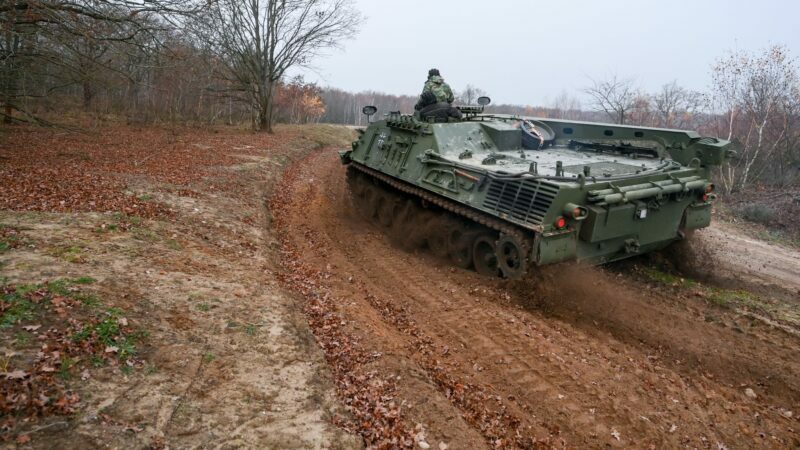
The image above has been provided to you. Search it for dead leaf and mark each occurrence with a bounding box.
[105,346,119,354]
[611,429,621,441]
[22,324,42,331]
[40,366,56,373]
[16,435,31,444]
[5,370,29,380]
[118,317,128,326]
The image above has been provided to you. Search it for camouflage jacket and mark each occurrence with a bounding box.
[422,75,454,104]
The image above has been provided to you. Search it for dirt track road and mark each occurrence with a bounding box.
[275,149,800,449]
[698,224,800,293]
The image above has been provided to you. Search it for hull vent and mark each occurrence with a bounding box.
[482,178,559,226]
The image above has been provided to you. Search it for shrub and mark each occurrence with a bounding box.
[739,203,775,224]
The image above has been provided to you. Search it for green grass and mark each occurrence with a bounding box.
[244,324,258,336]
[137,194,153,201]
[73,277,96,285]
[47,279,73,296]
[112,213,143,226]
[1,285,39,328]
[165,239,182,250]
[48,245,85,263]
[14,332,30,345]
[0,224,32,252]
[59,357,78,380]
[643,266,768,312]
[203,352,215,363]
[47,277,95,296]
[73,293,102,308]
[196,303,211,312]
[643,268,697,288]
[73,308,140,361]
[132,227,159,242]
[707,288,761,308]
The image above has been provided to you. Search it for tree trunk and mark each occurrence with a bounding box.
[257,80,276,133]
[82,80,94,110]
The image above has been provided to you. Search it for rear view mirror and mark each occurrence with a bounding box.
[362,105,377,116]
[477,96,491,106]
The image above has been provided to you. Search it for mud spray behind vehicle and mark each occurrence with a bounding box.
[340,98,733,278]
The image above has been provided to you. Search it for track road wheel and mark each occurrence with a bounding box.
[496,234,528,279]
[473,234,501,277]
[427,227,449,258]
[447,227,476,269]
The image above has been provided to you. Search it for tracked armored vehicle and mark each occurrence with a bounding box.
[340,98,732,278]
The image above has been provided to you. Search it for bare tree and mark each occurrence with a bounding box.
[191,0,361,132]
[651,81,704,129]
[711,45,799,192]
[550,90,582,119]
[584,75,638,124]
[457,84,486,105]
[0,0,203,123]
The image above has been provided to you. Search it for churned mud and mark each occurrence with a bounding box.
[273,148,800,449]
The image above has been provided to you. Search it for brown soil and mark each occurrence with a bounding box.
[0,124,362,449]
[273,149,800,449]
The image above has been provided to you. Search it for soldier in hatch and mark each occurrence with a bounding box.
[422,68,454,104]
[415,68,461,120]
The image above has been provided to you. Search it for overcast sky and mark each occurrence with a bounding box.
[295,0,799,107]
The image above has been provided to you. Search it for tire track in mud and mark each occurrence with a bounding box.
[275,149,800,449]
[274,153,559,448]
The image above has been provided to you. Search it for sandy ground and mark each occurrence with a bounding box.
[273,149,800,449]
[1,126,362,449]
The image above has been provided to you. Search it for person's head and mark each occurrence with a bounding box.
[428,68,440,79]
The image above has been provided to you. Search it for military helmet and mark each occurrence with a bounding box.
[428,68,440,78]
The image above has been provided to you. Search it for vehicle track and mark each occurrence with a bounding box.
[277,149,800,449]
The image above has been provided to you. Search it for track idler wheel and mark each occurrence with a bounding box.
[496,234,528,279]
[473,234,501,277]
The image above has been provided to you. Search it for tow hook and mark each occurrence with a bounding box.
[624,238,640,254]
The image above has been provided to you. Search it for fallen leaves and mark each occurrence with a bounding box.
[3,370,28,380]
[0,125,290,218]
[271,162,416,448]
[1,281,144,441]
[272,157,555,449]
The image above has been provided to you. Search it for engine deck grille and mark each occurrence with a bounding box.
[482,178,559,226]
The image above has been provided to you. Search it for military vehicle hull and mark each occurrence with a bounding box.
[341,109,731,278]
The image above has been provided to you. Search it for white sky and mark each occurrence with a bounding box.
[295,0,800,106]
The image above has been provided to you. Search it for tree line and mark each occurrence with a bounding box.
[1,0,360,131]
[1,3,796,189]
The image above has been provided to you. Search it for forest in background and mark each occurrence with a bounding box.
[1,2,798,190]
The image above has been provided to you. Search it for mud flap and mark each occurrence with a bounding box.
[683,203,712,230]
[535,230,577,265]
